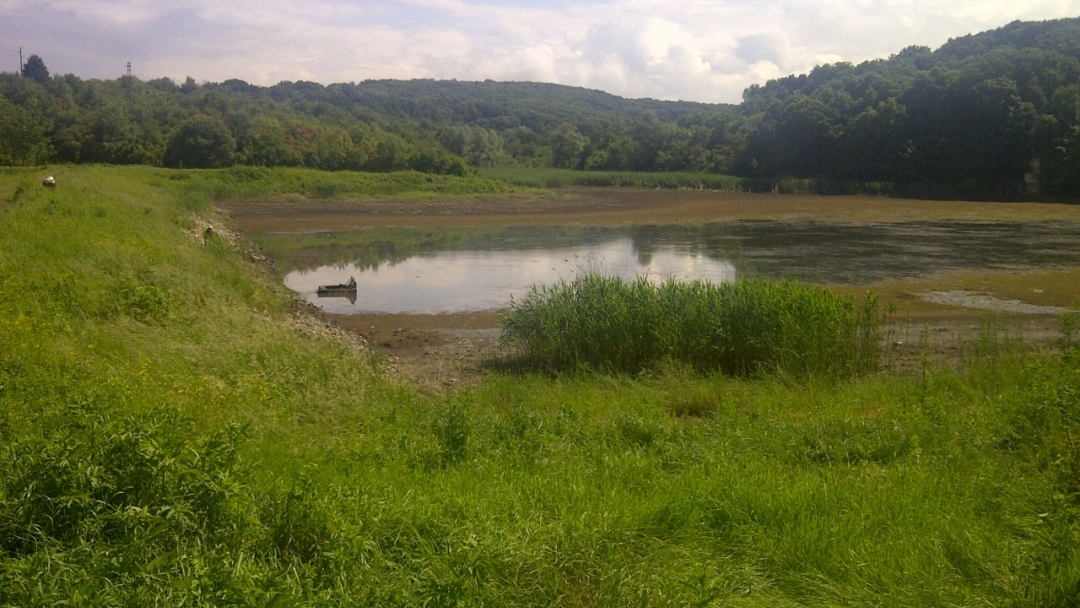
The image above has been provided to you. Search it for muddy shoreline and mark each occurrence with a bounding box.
[226,188,1080,232]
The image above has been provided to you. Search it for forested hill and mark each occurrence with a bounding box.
[1,17,1078,199]
[332,80,727,127]
[738,18,1080,198]
[0,69,743,175]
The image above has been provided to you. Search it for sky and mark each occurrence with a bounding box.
[2,0,1079,104]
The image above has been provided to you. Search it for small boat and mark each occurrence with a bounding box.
[317,277,357,304]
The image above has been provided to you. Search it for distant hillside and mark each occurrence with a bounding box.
[321,79,730,128]
[0,68,744,174]
[739,17,1080,198]
[935,18,1080,62]
[1,17,1078,198]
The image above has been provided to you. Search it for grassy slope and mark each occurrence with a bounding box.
[1,165,1079,606]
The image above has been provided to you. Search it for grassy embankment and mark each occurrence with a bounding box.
[174,164,520,201]
[2,165,1079,606]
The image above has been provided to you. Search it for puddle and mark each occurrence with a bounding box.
[253,220,1080,314]
[921,291,1075,315]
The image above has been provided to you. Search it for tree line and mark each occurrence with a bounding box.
[736,18,1080,198]
[2,17,1078,199]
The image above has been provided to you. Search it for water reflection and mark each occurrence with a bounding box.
[286,238,736,314]
[253,221,1080,314]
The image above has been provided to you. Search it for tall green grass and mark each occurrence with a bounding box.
[479,167,898,195]
[479,167,746,190]
[165,164,515,204]
[2,165,1079,606]
[500,273,883,378]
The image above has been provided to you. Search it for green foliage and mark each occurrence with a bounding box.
[5,19,1080,198]
[20,55,48,85]
[258,475,334,565]
[111,274,174,323]
[434,397,470,466]
[166,114,237,168]
[479,167,744,190]
[500,273,884,378]
[437,124,506,167]
[0,405,248,556]
[739,17,1080,198]
[2,166,1080,605]
[173,165,510,204]
[0,96,52,165]
[550,123,588,169]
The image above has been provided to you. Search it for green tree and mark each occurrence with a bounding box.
[0,96,53,165]
[841,98,910,181]
[438,125,505,167]
[22,55,49,85]
[235,115,303,167]
[550,123,587,169]
[165,114,236,168]
[1041,84,1080,195]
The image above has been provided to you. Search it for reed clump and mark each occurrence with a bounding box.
[500,273,884,378]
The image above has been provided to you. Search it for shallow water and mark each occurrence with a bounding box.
[254,221,1080,314]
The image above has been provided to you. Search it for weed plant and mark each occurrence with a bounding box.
[1,166,1079,606]
[500,273,883,378]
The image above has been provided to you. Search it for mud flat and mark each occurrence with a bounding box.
[226,188,1080,231]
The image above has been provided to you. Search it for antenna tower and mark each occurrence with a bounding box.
[126,62,132,77]
[19,47,23,76]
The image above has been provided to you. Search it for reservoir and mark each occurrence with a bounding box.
[251,220,1080,315]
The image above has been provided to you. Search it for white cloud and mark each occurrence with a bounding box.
[2,0,1079,103]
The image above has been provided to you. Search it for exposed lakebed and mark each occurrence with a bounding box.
[252,220,1080,314]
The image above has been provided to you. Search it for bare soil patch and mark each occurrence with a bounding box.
[322,311,509,391]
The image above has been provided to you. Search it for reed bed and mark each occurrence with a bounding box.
[500,273,884,378]
[478,167,898,195]
[478,167,745,190]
